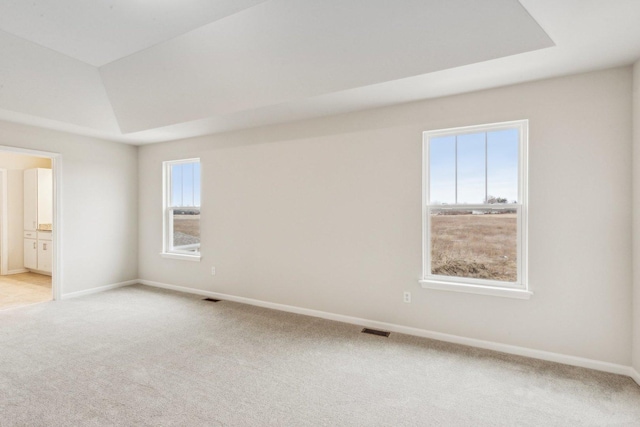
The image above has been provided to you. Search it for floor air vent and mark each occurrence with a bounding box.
[202,298,221,302]
[361,328,390,337]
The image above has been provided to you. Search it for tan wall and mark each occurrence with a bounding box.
[139,66,633,366]
[0,152,51,170]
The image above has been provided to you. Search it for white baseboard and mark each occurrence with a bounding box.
[27,269,53,277]
[631,368,640,387]
[6,268,28,275]
[61,279,138,300]
[138,279,634,379]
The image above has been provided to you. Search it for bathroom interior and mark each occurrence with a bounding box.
[0,151,52,310]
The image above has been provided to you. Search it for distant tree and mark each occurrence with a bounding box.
[486,196,509,204]
[485,196,515,205]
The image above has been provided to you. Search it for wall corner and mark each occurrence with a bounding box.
[632,59,640,373]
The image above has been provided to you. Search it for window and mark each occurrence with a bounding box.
[162,159,201,261]
[421,120,529,299]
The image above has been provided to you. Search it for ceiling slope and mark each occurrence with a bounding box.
[0,0,268,67]
[100,0,553,134]
[0,30,118,133]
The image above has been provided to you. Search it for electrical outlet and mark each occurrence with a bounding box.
[403,291,411,303]
[211,267,216,275]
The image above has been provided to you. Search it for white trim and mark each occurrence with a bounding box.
[7,268,29,275]
[25,268,51,276]
[51,156,62,301]
[631,368,640,387]
[159,252,201,262]
[60,279,138,300]
[138,279,631,378]
[0,145,59,158]
[165,158,200,167]
[422,119,529,294]
[420,279,532,299]
[428,203,518,210]
[0,168,7,275]
[162,158,202,258]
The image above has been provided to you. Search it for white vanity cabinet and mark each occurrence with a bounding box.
[23,231,37,270]
[23,231,52,273]
[23,168,53,274]
[37,232,52,272]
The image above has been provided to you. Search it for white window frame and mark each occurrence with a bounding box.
[420,120,530,299]
[161,158,201,262]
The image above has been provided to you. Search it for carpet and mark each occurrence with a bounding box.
[0,285,638,426]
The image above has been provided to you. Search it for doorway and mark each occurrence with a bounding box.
[0,146,60,310]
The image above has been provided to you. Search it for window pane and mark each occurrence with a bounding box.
[181,163,194,207]
[171,208,200,252]
[193,162,201,207]
[170,161,200,208]
[429,136,456,204]
[171,163,183,207]
[430,208,517,282]
[457,132,485,204]
[487,129,519,203]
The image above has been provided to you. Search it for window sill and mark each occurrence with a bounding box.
[160,252,201,262]
[419,279,532,300]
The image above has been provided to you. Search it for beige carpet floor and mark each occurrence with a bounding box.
[0,285,639,426]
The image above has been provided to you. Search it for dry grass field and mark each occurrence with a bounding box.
[173,214,200,246]
[431,213,517,282]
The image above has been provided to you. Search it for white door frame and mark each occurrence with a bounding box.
[0,168,7,276]
[0,145,62,301]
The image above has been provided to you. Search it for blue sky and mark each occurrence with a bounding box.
[430,129,518,204]
[171,162,201,207]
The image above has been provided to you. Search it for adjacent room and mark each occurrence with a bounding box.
[1,1,640,425]
[0,152,53,310]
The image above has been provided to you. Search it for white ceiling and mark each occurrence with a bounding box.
[0,0,267,67]
[0,0,639,145]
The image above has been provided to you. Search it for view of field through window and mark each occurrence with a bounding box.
[169,160,201,253]
[172,210,200,249]
[427,125,522,284]
[430,209,517,282]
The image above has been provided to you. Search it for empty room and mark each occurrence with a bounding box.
[1,1,640,426]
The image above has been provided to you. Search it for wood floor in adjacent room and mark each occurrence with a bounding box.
[0,272,51,310]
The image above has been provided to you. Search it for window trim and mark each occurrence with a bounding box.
[420,120,530,298]
[161,158,201,261]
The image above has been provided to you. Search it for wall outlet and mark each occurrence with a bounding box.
[211,267,216,275]
[403,291,411,303]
